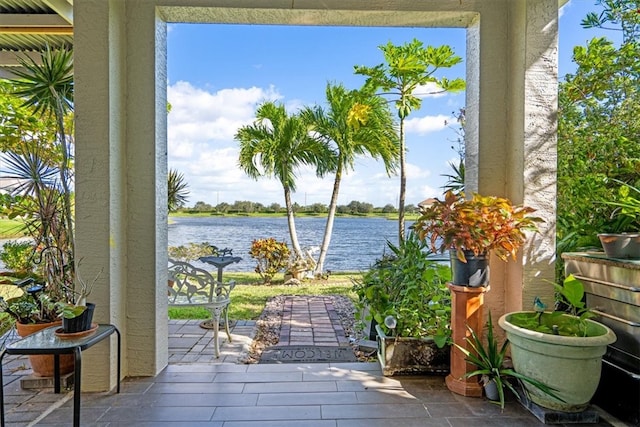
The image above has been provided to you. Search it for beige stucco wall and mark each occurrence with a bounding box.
[73,0,559,390]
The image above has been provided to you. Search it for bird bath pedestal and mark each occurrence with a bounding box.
[199,255,242,283]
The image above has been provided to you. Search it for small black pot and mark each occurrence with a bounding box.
[62,303,96,333]
[450,250,489,287]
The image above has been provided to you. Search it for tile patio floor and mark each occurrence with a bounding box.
[0,297,630,426]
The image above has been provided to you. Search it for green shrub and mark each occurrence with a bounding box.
[249,238,290,284]
[353,232,451,347]
[0,240,35,275]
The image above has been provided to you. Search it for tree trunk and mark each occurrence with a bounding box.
[315,165,342,275]
[398,118,407,244]
[283,186,302,258]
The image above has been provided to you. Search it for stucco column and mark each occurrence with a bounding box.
[466,0,558,318]
[123,0,169,377]
[74,0,168,391]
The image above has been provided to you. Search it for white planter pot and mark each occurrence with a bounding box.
[598,233,640,259]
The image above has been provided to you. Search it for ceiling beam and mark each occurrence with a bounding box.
[0,51,41,67]
[43,0,74,25]
[0,14,72,35]
[0,14,70,27]
[0,26,73,35]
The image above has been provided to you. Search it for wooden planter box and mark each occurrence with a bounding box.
[375,325,449,376]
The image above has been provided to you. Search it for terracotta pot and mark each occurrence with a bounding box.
[16,321,75,377]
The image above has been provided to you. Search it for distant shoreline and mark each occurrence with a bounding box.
[169,211,420,221]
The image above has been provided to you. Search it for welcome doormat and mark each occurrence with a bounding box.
[259,345,358,363]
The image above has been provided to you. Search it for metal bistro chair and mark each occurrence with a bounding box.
[167,258,236,357]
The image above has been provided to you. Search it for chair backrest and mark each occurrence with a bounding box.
[167,258,235,305]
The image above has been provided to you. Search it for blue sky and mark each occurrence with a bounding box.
[166,0,615,209]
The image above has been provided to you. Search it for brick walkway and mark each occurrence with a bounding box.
[278,296,350,347]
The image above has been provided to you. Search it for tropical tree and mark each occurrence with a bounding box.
[168,168,190,212]
[556,0,639,277]
[236,101,334,258]
[0,80,58,154]
[442,108,466,195]
[355,38,465,243]
[301,83,399,275]
[3,45,75,299]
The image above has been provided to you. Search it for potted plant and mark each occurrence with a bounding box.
[412,190,542,286]
[597,179,640,259]
[353,232,451,375]
[456,312,562,410]
[55,262,101,334]
[498,275,617,413]
[0,276,75,377]
[0,46,94,374]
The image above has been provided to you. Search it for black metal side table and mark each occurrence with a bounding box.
[0,324,121,427]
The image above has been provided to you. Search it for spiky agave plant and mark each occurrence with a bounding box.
[455,312,564,410]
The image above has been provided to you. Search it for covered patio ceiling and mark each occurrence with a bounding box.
[0,0,72,78]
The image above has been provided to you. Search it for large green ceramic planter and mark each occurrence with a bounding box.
[498,312,616,412]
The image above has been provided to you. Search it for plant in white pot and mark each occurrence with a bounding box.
[498,275,617,413]
[597,179,640,259]
[412,191,542,287]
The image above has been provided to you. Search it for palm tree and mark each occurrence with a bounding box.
[168,169,190,212]
[355,39,465,243]
[301,83,399,275]
[236,101,334,258]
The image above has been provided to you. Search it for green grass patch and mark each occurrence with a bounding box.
[0,219,26,239]
[169,272,360,320]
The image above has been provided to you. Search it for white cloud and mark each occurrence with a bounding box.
[412,82,446,99]
[168,81,282,143]
[405,162,431,180]
[405,114,451,135]
[167,80,457,208]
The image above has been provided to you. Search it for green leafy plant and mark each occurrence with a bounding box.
[353,232,451,347]
[412,190,542,262]
[53,261,101,319]
[456,312,564,410]
[249,238,290,284]
[509,275,599,337]
[0,290,58,324]
[168,168,190,212]
[0,240,36,276]
[601,178,640,232]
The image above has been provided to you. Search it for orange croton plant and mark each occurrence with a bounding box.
[412,191,543,262]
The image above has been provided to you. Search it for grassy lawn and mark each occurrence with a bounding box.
[0,219,26,239]
[169,271,360,320]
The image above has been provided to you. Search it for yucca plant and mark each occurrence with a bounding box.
[455,312,563,410]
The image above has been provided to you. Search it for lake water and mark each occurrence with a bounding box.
[169,216,411,273]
